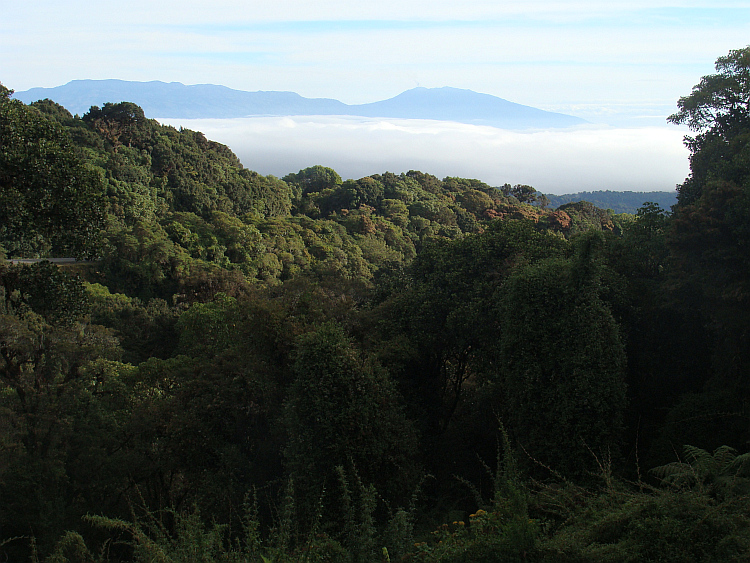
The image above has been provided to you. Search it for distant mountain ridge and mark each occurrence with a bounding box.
[545,190,677,214]
[13,80,587,129]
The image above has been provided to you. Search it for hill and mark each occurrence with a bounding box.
[13,80,587,129]
[544,190,677,214]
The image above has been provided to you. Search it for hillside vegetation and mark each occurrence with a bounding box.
[545,190,678,214]
[3,46,750,562]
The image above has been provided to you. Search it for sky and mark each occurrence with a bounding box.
[3,1,750,193]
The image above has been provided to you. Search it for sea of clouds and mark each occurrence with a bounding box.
[157,115,689,195]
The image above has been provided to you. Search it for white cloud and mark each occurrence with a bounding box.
[157,116,689,194]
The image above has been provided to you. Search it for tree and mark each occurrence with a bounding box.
[283,165,342,195]
[668,47,750,394]
[0,308,121,556]
[500,183,540,204]
[83,102,152,152]
[2,261,89,326]
[496,233,627,476]
[376,220,570,436]
[0,84,106,257]
[283,323,419,526]
[669,47,750,137]
[668,46,750,207]
[176,292,239,358]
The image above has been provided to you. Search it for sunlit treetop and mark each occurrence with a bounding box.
[669,46,750,136]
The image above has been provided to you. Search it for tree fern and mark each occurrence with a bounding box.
[651,445,750,499]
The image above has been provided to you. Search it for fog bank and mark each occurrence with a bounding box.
[158,116,689,195]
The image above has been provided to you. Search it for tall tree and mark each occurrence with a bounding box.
[669,46,750,207]
[375,219,569,436]
[283,323,419,527]
[668,47,750,389]
[496,233,628,476]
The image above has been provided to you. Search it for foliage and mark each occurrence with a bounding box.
[669,46,750,139]
[496,233,627,476]
[664,47,750,456]
[176,292,239,358]
[650,445,750,499]
[283,165,342,195]
[2,261,90,325]
[0,84,106,257]
[7,54,750,561]
[283,322,420,527]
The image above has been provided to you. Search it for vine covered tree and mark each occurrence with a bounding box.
[496,233,628,475]
[283,322,419,527]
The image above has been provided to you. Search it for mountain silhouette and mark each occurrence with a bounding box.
[349,86,585,128]
[14,80,586,129]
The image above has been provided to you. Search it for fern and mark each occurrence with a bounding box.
[650,444,750,499]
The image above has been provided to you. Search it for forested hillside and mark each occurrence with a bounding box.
[545,190,678,214]
[3,47,750,562]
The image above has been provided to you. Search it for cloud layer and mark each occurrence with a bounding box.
[158,116,690,194]
[3,2,748,128]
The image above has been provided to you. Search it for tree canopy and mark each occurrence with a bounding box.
[0,84,106,257]
[6,56,750,562]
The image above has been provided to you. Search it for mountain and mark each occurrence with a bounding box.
[544,190,678,214]
[349,86,585,128]
[12,80,348,119]
[13,80,586,129]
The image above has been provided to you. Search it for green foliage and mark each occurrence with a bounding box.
[619,202,670,278]
[98,219,189,300]
[556,201,616,234]
[79,507,246,563]
[2,261,89,325]
[664,48,750,448]
[86,283,179,364]
[669,46,750,138]
[501,183,540,204]
[376,219,570,435]
[650,445,750,499]
[409,427,540,563]
[176,292,239,358]
[538,484,750,562]
[283,165,342,195]
[0,308,122,557]
[10,59,750,562]
[283,322,420,527]
[496,237,627,475]
[0,84,106,257]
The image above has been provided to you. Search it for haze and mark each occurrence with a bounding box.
[3,0,744,192]
[157,116,688,194]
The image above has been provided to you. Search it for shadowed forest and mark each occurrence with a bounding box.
[3,47,750,562]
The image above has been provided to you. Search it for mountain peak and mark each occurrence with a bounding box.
[13,79,586,128]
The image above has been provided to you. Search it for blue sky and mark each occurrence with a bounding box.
[3,1,749,192]
[4,0,749,124]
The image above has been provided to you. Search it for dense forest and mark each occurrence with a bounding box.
[2,46,750,562]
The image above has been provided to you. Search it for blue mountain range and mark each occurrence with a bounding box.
[14,80,587,129]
